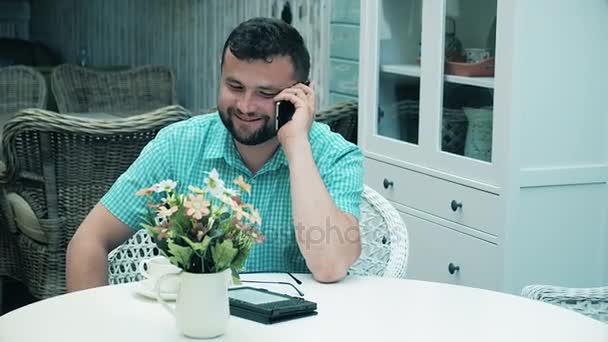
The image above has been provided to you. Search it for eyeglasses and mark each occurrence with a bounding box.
[238,271,305,297]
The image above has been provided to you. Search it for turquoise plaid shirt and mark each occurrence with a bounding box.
[101,112,364,273]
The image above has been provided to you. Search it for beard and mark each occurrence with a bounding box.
[218,107,276,146]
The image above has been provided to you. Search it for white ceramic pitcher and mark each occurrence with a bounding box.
[156,269,231,339]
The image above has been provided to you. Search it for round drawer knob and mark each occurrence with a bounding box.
[448,262,460,275]
[450,200,463,212]
[383,179,394,189]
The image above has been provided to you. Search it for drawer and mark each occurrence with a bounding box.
[364,157,501,236]
[402,211,499,291]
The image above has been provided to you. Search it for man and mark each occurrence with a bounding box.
[66,17,363,291]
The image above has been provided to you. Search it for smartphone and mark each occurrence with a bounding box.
[274,80,310,131]
[275,100,296,131]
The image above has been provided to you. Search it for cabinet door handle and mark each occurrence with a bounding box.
[450,200,462,212]
[383,179,394,189]
[448,262,460,275]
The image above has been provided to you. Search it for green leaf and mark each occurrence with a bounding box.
[210,239,238,272]
[181,235,212,255]
[230,246,250,271]
[167,240,193,269]
[207,225,225,241]
[141,223,157,237]
[231,267,241,285]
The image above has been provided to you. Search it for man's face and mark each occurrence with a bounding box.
[218,49,297,146]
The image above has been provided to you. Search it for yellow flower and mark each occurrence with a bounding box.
[234,206,250,221]
[157,206,178,219]
[233,175,251,194]
[135,187,154,196]
[183,194,210,220]
[188,185,205,194]
[249,209,262,226]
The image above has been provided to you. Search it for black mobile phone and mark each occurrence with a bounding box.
[275,100,295,131]
[275,80,310,131]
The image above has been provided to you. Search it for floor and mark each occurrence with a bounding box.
[1,277,37,316]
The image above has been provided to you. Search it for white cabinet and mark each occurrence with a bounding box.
[401,210,499,291]
[358,0,608,294]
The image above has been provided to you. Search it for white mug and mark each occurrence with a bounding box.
[138,256,181,293]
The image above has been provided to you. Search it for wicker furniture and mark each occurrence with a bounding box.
[0,65,48,308]
[348,185,408,278]
[521,285,608,323]
[0,65,47,116]
[108,185,409,283]
[51,64,177,116]
[315,100,358,144]
[0,105,191,299]
[107,229,161,285]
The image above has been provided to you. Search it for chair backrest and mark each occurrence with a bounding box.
[107,185,409,283]
[315,100,358,144]
[0,105,191,298]
[0,65,47,116]
[348,185,409,278]
[51,64,177,116]
[108,229,161,285]
[522,285,608,323]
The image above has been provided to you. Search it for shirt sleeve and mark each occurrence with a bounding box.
[322,144,365,221]
[100,127,175,231]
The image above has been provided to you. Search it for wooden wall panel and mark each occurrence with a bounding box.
[0,1,30,39]
[28,0,329,111]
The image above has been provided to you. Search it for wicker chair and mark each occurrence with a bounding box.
[348,185,408,278]
[315,100,358,144]
[0,65,47,116]
[521,285,608,323]
[107,185,408,284]
[0,105,191,299]
[0,65,47,305]
[51,64,177,116]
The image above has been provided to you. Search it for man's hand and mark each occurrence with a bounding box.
[274,82,315,147]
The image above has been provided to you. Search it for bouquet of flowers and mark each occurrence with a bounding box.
[136,169,264,283]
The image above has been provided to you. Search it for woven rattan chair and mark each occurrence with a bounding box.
[0,105,191,299]
[51,64,177,116]
[348,185,408,278]
[107,185,408,283]
[0,65,47,306]
[0,65,47,116]
[521,285,608,323]
[315,100,358,144]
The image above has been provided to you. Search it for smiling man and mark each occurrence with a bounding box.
[66,17,364,291]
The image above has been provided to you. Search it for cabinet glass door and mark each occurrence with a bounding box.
[376,0,423,145]
[439,0,497,162]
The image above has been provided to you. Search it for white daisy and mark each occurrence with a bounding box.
[154,179,177,193]
[203,169,225,197]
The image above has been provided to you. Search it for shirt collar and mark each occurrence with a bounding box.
[203,113,288,175]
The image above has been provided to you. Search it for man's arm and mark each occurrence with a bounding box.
[66,203,134,292]
[275,82,361,283]
[285,138,361,283]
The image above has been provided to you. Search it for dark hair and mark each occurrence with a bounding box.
[220,17,310,82]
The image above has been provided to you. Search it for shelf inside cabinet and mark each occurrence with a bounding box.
[381,64,421,78]
[445,74,494,89]
[381,64,495,89]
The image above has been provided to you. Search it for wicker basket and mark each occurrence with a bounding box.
[463,106,493,162]
[395,99,468,154]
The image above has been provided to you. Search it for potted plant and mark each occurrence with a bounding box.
[136,169,265,338]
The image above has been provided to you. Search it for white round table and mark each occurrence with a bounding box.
[0,273,606,341]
